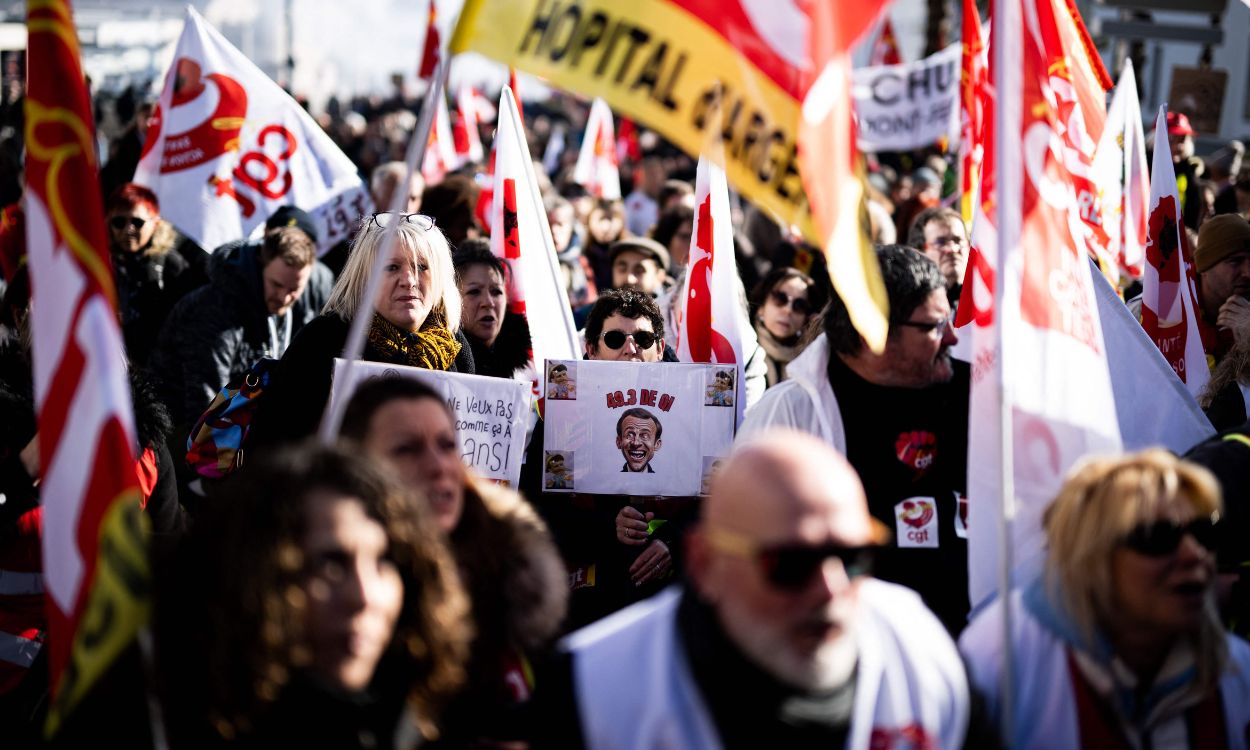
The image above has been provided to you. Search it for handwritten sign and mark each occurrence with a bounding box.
[542,360,736,496]
[330,359,532,486]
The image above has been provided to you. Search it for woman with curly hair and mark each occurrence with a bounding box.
[158,444,471,748]
[959,449,1250,748]
[341,377,568,748]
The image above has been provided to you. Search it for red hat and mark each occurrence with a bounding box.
[1166,111,1195,137]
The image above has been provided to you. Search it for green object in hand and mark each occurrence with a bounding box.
[647,518,668,536]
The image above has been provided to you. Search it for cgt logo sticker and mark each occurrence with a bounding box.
[895,430,937,477]
[895,497,938,548]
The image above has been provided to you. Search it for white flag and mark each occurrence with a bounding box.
[1091,60,1149,280]
[423,92,459,184]
[963,0,1122,607]
[454,86,487,165]
[1141,105,1211,399]
[675,155,755,427]
[572,98,621,200]
[134,7,368,254]
[489,87,581,397]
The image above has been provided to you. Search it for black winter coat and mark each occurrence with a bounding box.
[249,313,475,449]
[148,240,333,426]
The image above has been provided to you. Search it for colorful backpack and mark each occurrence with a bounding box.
[186,358,276,478]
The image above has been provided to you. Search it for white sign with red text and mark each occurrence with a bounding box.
[134,7,369,254]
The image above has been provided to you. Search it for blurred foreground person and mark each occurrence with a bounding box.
[159,444,470,748]
[535,431,978,749]
[342,377,567,748]
[960,450,1250,748]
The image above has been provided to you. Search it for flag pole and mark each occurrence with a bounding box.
[317,56,449,444]
[992,0,1017,743]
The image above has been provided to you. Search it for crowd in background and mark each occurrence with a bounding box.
[1,65,1249,749]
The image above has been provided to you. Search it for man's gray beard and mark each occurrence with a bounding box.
[717,602,858,692]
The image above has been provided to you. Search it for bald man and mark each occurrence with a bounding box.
[534,431,981,749]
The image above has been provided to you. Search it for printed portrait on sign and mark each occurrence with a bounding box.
[546,362,577,400]
[704,368,734,407]
[544,451,574,490]
[615,407,663,473]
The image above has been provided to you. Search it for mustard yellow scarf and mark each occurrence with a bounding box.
[367,313,461,370]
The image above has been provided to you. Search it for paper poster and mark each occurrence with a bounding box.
[330,359,532,486]
[541,360,737,496]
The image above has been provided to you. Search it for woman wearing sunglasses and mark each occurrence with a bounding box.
[251,212,474,446]
[105,183,202,365]
[749,267,826,387]
[959,449,1250,748]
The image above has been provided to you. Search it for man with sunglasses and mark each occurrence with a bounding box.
[536,432,982,749]
[741,245,971,634]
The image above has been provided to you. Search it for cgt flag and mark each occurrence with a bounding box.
[423,92,459,184]
[869,16,903,66]
[452,0,821,241]
[963,0,1122,607]
[134,7,369,255]
[490,87,582,396]
[418,0,441,80]
[958,0,989,226]
[573,98,621,200]
[454,85,488,165]
[25,0,149,731]
[675,154,756,426]
[1141,104,1210,398]
[1090,60,1149,282]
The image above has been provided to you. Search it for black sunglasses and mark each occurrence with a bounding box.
[769,289,811,315]
[758,543,877,590]
[1121,514,1220,557]
[706,527,881,591]
[109,216,148,231]
[601,329,658,350]
[368,212,436,231]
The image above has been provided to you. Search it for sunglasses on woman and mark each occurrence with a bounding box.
[1121,513,1220,557]
[706,526,880,591]
[368,212,437,231]
[769,289,811,315]
[600,329,658,350]
[109,216,148,231]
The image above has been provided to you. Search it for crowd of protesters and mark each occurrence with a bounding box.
[1,67,1250,749]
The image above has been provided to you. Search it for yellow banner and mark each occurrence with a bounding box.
[452,0,817,241]
[46,499,150,736]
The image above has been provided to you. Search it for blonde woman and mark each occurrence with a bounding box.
[251,212,474,446]
[959,450,1250,748]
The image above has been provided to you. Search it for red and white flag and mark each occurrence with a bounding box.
[963,0,1122,606]
[422,92,459,184]
[25,0,148,729]
[489,87,581,396]
[869,16,903,66]
[1091,60,1149,282]
[799,0,891,351]
[134,8,368,254]
[417,0,441,81]
[1141,105,1210,398]
[453,85,487,165]
[676,155,757,426]
[958,0,989,226]
[572,98,621,200]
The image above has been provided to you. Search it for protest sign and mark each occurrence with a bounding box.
[541,360,736,496]
[852,43,961,153]
[330,360,532,486]
[451,0,818,241]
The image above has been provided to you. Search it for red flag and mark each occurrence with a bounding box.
[869,17,903,66]
[25,0,148,730]
[1141,105,1211,397]
[798,0,891,351]
[616,116,642,163]
[418,0,441,80]
[454,85,487,165]
[572,98,621,200]
[963,0,1121,606]
[509,67,522,121]
[958,0,989,225]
